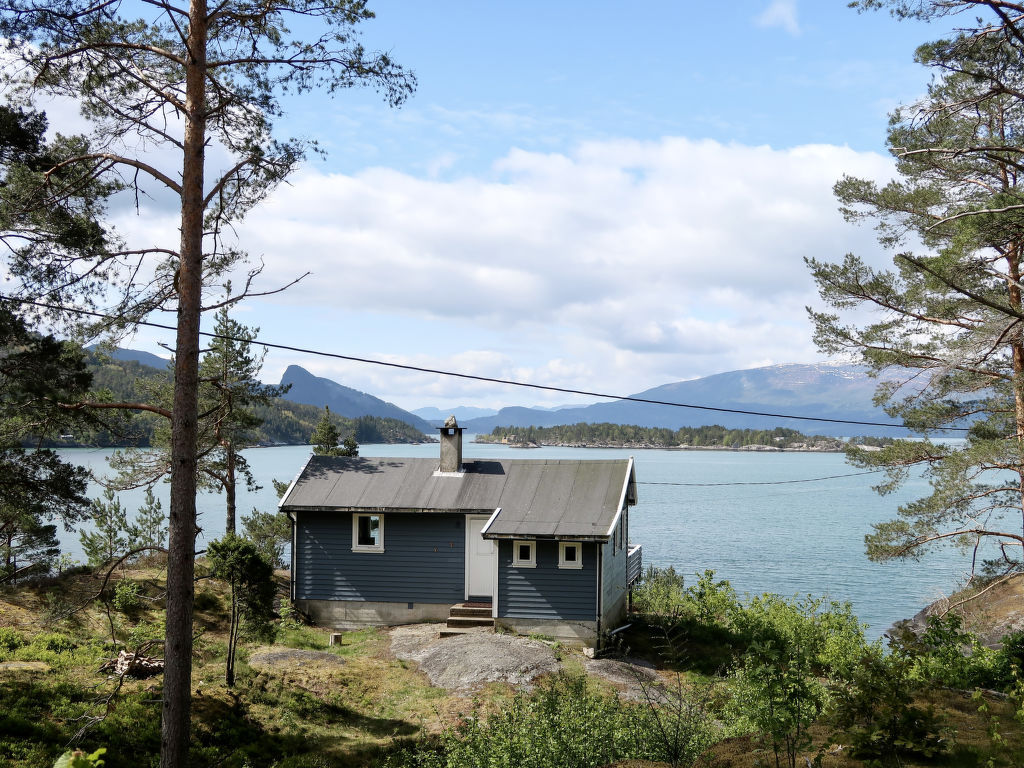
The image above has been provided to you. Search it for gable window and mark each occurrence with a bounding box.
[352,514,384,552]
[512,540,536,568]
[559,541,583,569]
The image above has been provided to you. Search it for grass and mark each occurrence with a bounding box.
[3,568,1024,768]
[0,565,528,767]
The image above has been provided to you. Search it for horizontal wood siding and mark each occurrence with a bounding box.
[295,511,465,603]
[497,540,596,621]
[601,519,628,625]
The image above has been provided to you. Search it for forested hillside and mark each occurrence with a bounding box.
[479,423,894,450]
[43,352,429,447]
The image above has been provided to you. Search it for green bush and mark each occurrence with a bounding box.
[725,594,869,768]
[53,748,106,768]
[686,569,739,627]
[126,618,165,650]
[633,565,688,617]
[33,633,76,654]
[828,645,947,762]
[731,593,868,678]
[111,581,141,614]
[385,670,716,768]
[633,567,740,627]
[992,629,1024,690]
[0,626,25,653]
[891,614,1001,690]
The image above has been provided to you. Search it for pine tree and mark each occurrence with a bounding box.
[207,534,275,687]
[126,488,167,552]
[809,9,1024,579]
[109,300,288,533]
[0,5,413,760]
[310,406,359,457]
[241,507,290,569]
[80,489,128,568]
[0,504,58,582]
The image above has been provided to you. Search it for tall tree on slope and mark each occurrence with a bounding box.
[0,4,414,765]
[809,7,1024,582]
[108,296,288,535]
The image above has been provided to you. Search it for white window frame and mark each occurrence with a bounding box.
[559,541,583,569]
[512,539,536,568]
[352,513,384,553]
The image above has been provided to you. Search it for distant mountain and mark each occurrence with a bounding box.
[280,365,432,434]
[412,406,498,425]
[460,363,908,438]
[69,350,428,447]
[88,345,170,370]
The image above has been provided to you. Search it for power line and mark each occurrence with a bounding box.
[5,295,968,432]
[638,469,883,487]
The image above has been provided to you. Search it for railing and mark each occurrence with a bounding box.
[626,544,643,586]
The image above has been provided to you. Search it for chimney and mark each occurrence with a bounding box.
[438,415,463,473]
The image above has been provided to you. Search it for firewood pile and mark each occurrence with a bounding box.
[99,643,164,678]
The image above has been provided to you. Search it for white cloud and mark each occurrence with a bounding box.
[756,0,801,36]
[217,136,897,409]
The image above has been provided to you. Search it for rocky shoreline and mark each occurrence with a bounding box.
[896,573,1024,647]
[473,439,850,452]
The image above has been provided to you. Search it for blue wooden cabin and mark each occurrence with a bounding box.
[279,420,642,646]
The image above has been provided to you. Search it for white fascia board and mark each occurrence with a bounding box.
[277,453,314,509]
[480,507,501,535]
[605,456,635,538]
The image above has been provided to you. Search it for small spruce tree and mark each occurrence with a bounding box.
[80,489,128,569]
[208,534,276,687]
[310,406,358,457]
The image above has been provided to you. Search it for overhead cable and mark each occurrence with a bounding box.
[4,295,969,432]
[638,469,884,486]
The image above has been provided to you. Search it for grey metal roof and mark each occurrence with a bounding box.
[280,455,638,541]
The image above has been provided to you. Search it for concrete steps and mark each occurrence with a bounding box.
[439,602,493,637]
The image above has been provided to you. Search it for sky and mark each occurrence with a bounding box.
[60,1,967,411]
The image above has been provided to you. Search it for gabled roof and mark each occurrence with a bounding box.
[280,455,637,541]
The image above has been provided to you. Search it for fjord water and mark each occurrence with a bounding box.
[60,440,966,639]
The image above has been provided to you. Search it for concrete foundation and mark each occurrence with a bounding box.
[494,617,599,647]
[296,599,451,629]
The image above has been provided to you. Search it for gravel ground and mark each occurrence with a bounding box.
[388,624,665,699]
[582,657,664,702]
[249,648,346,673]
[0,660,50,673]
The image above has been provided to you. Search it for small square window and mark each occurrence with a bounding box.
[512,540,536,568]
[352,514,384,552]
[559,541,583,569]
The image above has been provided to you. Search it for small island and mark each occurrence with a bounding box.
[475,423,894,452]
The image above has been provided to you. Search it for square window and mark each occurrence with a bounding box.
[352,514,384,552]
[559,541,583,569]
[512,539,536,568]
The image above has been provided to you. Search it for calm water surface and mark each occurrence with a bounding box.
[59,440,967,639]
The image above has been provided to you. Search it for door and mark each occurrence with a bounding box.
[466,515,495,600]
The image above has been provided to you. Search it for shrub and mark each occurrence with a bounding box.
[686,569,738,627]
[633,565,687,617]
[828,645,948,762]
[990,629,1024,691]
[0,626,25,653]
[384,670,716,768]
[126,617,165,650]
[53,748,106,768]
[111,580,140,614]
[33,633,76,654]
[892,614,1000,690]
[726,594,868,768]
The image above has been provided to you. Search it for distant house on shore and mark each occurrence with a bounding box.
[278,418,642,646]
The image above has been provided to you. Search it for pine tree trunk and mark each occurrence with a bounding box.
[226,443,236,535]
[160,1,208,765]
[1006,245,1024,567]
